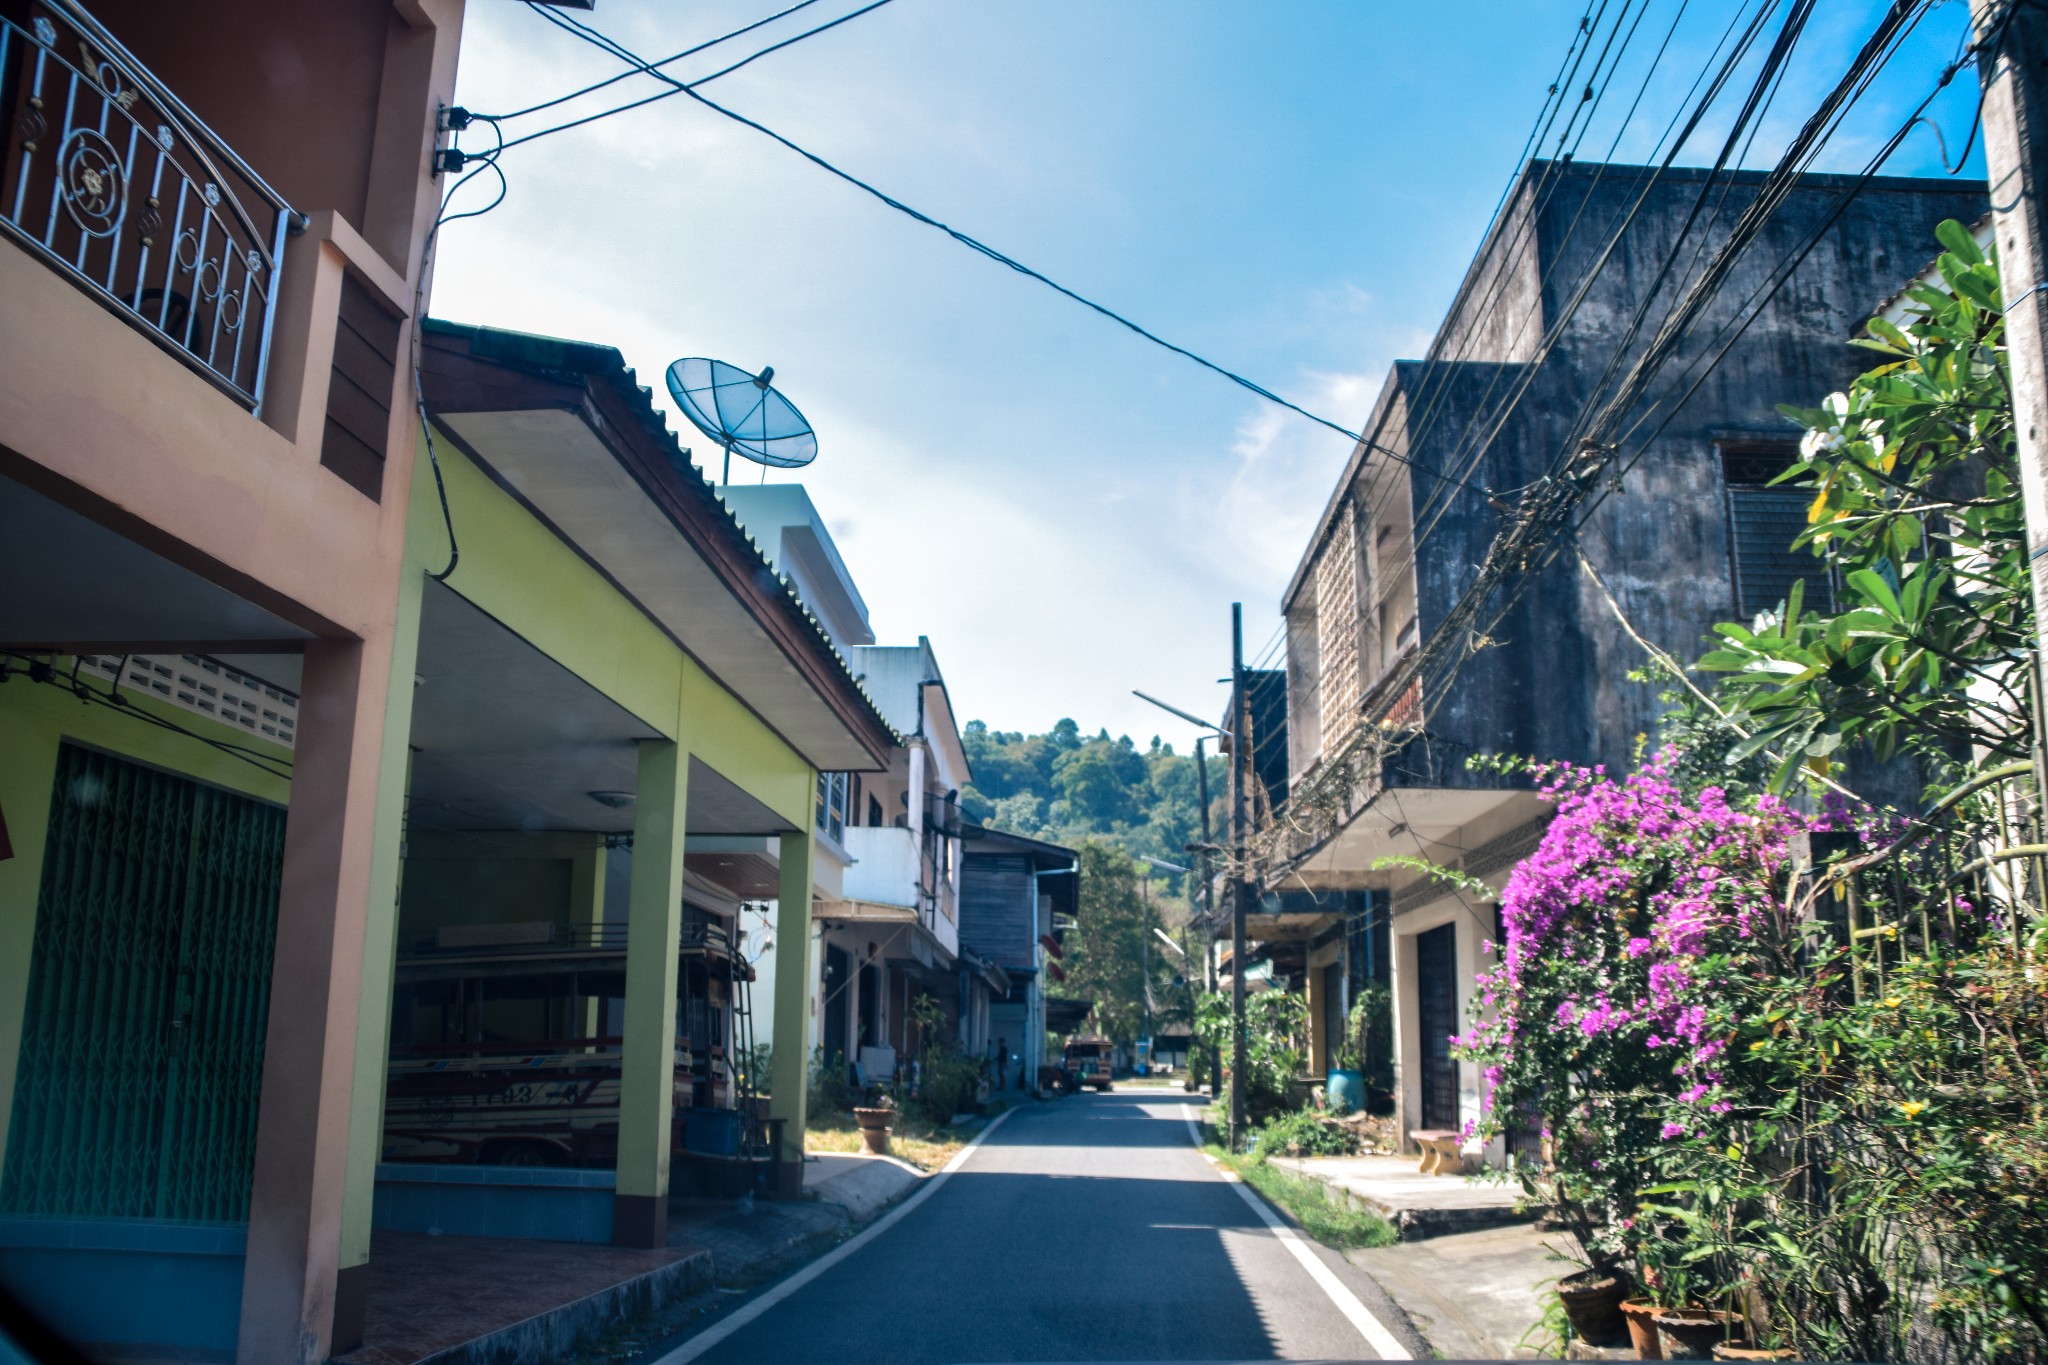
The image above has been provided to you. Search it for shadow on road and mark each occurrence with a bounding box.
[981,1092,1210,1149]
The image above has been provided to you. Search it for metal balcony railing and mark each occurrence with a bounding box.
[1,2,299,411]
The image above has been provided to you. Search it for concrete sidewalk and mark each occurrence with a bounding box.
[328,1158,929,1365]
[1269,1153,1532,1239]
[1346,1220,1566,1360]
[1258,1152,1569,1359]
[801,1153,923,1222]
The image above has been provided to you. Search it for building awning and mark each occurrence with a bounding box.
[419,320,898,772]
[815,902,955,973]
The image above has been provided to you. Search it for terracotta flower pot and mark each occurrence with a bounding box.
[1557,1268,1631,1346]
[852,1106,893,1155]
[1620,1298,1664,1359]
[1654,1307,1743,1360]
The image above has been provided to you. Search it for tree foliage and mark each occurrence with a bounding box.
[1698,221,2031,789]
[960,719,1218,883]
[1063,842,1183,1046]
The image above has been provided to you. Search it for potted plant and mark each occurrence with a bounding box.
[1632,1261,1740,1359]
[1556,1264,1633,1348]
[1652,1305,1743,1359]
[852,1091,896,1155]
[1326,985,1384,1116]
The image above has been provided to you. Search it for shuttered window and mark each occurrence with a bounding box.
[1722,443,1835,618]
[321,274,403,500]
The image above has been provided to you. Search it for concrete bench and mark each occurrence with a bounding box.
[1409,1129,1466,1176]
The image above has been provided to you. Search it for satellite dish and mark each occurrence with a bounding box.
[665,357,818,485]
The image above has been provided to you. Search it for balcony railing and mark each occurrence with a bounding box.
[1,1,298,410]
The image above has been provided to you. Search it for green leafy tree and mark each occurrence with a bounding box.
[1698,220,2031,789]
[1063,841,1180,1046]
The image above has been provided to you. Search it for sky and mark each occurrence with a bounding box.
[435,0,1986,755]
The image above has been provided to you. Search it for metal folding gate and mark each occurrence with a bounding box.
[1,743,285,1220]
[1416,923,1459,1130]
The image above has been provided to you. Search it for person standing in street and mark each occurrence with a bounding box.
[995,1037,1010,1091]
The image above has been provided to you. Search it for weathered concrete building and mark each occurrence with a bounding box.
[1275,160,1984,1160]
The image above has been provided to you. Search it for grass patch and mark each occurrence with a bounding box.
[804,1109,979,1172]
[1203,1139,1398,1250]
[1236,1157,1400,1248]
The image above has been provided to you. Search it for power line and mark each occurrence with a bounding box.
[2,652,295,782]
[1263,0,1945,875]
[498,0,902,152]
[1346,0,1786,636]
[508,7,1498,491]
[488,0,831,122]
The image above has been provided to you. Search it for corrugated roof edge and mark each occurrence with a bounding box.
[420,317,903,755]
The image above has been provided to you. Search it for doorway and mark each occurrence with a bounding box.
[1416,923,1459,1130]
[2,744,286,1220]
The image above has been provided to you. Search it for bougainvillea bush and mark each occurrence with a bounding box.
[1461,229,2048,1360]
[1455,751,1806,1278]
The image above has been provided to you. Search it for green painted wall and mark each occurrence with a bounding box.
[339,432,826,1254]
[426,439,816,830]
[397,830,604,947]
[0,666,292,1168]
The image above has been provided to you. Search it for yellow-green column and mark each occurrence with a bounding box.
[614,740,689,1246]
[768,828,814,1197]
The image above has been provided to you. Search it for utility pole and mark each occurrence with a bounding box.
[1975,1,2048,650]
[1194,735,1220,1100]
[1229,603,1250,1152]
[1138,864,1152,1061]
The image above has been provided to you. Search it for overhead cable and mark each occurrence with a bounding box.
[489,0,830,121]
[498,0,902,152]
[510,5,1493,488]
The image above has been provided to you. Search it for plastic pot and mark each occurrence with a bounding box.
[1325,1069,1365,1115]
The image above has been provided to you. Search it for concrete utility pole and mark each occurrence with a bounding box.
[1229,603,1250,1152]
[1138,865,1152,1056]
[1194,736,1221,1100]
[1975,0,2048,646]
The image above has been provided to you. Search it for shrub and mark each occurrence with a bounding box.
[1253,1107,1360,1159]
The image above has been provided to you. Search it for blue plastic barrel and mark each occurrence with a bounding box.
[684,1107,745,1156]
[1326,1069,1366,1115]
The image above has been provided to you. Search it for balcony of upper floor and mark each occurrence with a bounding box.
[836,820,959,944]
[0,0,459,644]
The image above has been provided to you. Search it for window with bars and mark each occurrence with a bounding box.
[1722,442,1836,618]
[815,770,849,844]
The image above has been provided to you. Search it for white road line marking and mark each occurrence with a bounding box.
[1181,1104,1413,1361]
[648,1108,1014,1365]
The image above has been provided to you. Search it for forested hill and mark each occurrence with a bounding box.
[959,719,1215,879]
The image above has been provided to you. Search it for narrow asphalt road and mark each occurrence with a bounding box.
[650,1089,1424,1364]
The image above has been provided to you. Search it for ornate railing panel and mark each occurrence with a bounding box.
[0,2,298,411]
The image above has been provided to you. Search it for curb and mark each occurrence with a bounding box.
[1180,1104,1434,1362]
[1268,1157,1535,1242]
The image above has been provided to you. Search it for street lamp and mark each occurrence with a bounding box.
[1131,687,1235,1127]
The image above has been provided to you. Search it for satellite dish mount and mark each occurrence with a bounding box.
[665,357,819,485]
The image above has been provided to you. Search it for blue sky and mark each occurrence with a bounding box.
[435,0,1985,753]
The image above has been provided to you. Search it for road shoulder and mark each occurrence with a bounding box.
[1178,1103,1432,1361]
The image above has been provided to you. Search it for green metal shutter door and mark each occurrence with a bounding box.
[1,743,284,1221]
